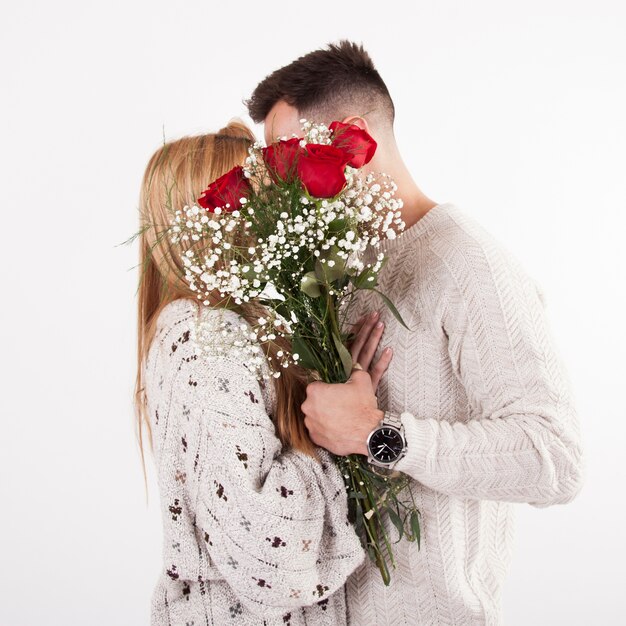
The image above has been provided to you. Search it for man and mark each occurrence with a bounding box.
[246,41,585,625]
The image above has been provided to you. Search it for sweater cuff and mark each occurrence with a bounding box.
[393,412,437,478]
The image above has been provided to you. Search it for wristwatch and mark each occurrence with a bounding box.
[366,411,408,469]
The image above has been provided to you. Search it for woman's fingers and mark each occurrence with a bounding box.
[346,310,393,389]
[348,311,380,364]
[357,319,386,371]
[369,347,393,391]
[345,313,368,350]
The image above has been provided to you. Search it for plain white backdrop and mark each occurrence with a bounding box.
[1,1,624,624]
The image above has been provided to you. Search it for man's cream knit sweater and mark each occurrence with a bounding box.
[344,201,585,625]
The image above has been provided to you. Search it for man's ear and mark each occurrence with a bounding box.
[341,115,371,134]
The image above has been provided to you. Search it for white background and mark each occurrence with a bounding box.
[1,1,624,624]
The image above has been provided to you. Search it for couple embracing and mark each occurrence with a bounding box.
[135,41,584,625]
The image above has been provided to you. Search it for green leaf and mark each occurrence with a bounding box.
[370,288,412,330]
[366,543,378,565]
[291,336,319,370]
[300,271,322,298]
[336,273,351,290]
[351,257,389,289]
[315,260,344,284]
[410,510,421,549]
[387,506,404,542]
[332,332,353,379]
[348,491,367,500]
[240,265,258,281]
[352,266,380,289]
[274,301,292,320]
[328,218,347,232]
[314,245,345,283]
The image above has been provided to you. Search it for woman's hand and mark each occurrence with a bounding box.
[346,309,393,391]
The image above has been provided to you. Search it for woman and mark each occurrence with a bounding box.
[135,121,392,625]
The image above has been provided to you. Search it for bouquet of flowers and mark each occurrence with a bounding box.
[165,120,421,584]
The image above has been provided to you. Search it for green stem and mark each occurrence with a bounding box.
[360,467,396,571]
[349,456,390,585]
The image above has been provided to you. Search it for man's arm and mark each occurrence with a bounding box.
[393,239,585,507]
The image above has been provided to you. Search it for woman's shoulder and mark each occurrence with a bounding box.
[154,298,274,386]
[151,298,277,417]
[150,299,243,369]
[155,298,248,337]
[157,297,197,320]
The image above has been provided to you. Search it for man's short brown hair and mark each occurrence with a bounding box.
[245,40,395,126]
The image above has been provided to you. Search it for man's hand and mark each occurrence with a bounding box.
[301,310,391,456]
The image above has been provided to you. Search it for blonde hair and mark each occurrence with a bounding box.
[135,121,317,496]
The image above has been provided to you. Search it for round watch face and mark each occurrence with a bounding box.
[368,427,404,463]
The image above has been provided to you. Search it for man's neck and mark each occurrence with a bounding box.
[372,157,438,230]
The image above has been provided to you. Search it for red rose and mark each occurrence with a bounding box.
[262,138,303,183]
[297,144,351,198]
[197,166,251,212]
[329,121,377,168]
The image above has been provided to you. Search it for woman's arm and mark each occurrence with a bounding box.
[162,308,365,618]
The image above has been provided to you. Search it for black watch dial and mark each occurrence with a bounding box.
[368,427,404,463]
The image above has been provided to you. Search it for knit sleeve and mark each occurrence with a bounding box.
[393,238,586,507]
[168,310,365,618]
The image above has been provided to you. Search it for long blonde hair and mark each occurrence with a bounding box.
[135,121,317,495]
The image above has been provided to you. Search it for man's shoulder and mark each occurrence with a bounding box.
[394,202,502,259]
[379,203,511,293]
[426,203,503,253]
[423,204,531,291]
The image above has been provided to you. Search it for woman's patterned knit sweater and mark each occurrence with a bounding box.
[146,300,366,625]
